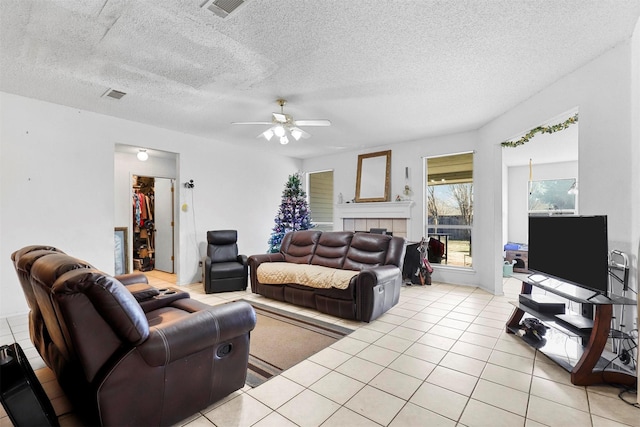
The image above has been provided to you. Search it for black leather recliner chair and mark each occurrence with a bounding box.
[204,230,248,293]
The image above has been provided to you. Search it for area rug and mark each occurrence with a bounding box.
[243,300,353,387]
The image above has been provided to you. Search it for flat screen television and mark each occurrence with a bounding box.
[528,215,609,296]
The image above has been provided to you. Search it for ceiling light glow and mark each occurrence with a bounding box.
[274,125,285,137]
[137,149,149,161]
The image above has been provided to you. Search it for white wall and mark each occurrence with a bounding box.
[0,92,300,317]
[175,139,301,284]
[507,160,578,244]
[482,36,639,323]
[303,130,498,292]
[304,31,640,302]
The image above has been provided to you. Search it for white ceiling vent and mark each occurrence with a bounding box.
[201,0,248,18]
[102,89,127,100]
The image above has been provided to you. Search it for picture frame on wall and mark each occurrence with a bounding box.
[355,150,391,202]
[114,227,128,275]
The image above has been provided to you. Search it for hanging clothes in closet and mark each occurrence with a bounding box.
[132,177,156,271]
[133,189,154,228]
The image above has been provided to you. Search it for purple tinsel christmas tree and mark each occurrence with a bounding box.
[267,173,314,253]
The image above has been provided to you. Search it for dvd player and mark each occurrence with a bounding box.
[519,294,566,314]
[555,314,594,331]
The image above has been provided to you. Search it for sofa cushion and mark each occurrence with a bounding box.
[207,230,240,263]
[281,230,322,264]
[257,263,357,290]
[310,231,353,269]
[343,233,391,270]
[209,261,245,279]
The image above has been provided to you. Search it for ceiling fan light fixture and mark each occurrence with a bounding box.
[233,99,331,145]
[137,149,149,161]
[274,125,285,137]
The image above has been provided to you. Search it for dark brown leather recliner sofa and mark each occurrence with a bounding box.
[248,230,405,322]
[11,245,256,426]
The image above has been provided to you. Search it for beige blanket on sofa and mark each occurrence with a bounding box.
[257,263,357,290]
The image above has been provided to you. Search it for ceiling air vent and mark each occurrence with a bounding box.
[102,89,127,100]
[201,0,248,18]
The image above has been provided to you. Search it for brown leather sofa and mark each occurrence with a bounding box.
[11,245,256,426]
[248,230,405,322]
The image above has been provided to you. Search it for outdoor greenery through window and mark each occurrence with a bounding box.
[308,170,334,232]
[528,178,577,215]
[425,152,473,268]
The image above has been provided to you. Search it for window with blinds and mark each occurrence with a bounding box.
[308,170,334,232]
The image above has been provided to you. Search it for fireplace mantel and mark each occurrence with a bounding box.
[335,201,414,219]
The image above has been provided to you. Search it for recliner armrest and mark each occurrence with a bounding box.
[248,253,285,266]
[127,282,161,301]
[137,300,256,366]
[248,253,285,292]
[356,265,402,322]
[115,272,149,286]
[204,255,212,284]
[138,288,191,312]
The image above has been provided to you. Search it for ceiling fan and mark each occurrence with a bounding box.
[232,99,331,145]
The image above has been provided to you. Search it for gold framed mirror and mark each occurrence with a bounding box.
[355,150,391,202]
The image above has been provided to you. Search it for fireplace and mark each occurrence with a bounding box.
[334,201,414,240]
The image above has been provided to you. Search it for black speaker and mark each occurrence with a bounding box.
[581,303,594,319]
[0,343,59,426]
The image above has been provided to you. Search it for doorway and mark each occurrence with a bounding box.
[132,175,175,273]
[501,110,578,246]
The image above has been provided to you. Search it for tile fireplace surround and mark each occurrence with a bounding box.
[335,201,413,240]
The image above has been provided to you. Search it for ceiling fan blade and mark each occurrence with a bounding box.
[294,119,331,127]
[232,121,272,125]
[290,127,311,139]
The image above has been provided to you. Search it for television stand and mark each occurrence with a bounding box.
[506,273,637,386]
[587,292,614,303]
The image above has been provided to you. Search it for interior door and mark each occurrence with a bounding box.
[154,178,174,273]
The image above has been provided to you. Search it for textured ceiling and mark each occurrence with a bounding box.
[1,0,639,159]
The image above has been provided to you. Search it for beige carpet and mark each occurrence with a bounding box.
[244,301,353,387]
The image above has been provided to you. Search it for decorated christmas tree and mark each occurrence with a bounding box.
[267,172,314,253]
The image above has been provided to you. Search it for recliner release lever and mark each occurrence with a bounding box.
[216,343,233,358]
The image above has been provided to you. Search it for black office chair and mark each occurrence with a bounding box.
[203,230,248,293]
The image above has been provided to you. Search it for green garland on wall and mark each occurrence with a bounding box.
[501,113,578,148]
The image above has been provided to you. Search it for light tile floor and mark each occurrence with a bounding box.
[1,271,638,426]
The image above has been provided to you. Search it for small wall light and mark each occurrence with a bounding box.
[137,149,149,161]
